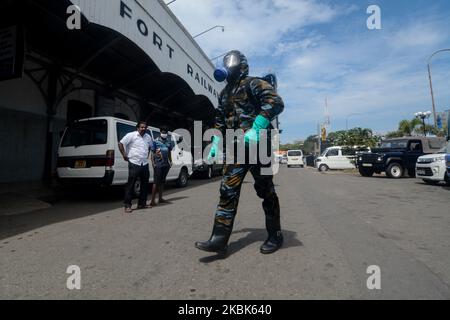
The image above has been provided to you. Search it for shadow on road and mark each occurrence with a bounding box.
[415,181,450,189]
[198,228,303,263]
[0,178,221,241]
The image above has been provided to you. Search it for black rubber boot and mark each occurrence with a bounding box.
[195,222,233,255]
[260,195,283,254]
[260,230,283,254]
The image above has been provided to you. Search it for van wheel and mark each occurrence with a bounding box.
[386,163,403,179]
[319,164,329,172]
[176,167,189,188]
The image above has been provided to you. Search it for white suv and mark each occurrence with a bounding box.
[416,141,450,186]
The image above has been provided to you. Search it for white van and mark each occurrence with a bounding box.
[56,117,193,189]
[287,150,304,168]
[315,146,358,172]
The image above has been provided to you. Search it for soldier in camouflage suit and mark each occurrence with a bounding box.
[195,50,285,255]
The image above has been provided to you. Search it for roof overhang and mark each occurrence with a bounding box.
[1,0,223,124]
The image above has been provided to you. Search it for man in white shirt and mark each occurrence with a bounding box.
[119,121,153,213]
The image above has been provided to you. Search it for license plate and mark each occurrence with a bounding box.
[417,170,425,175]
[362,163,373,167]
[74,160,87,169]
[291,158,299,161]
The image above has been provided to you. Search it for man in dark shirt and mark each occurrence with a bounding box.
[150,127,174,207]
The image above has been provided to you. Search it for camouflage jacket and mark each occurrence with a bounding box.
[214,76,284,134]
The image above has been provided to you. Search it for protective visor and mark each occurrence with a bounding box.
[223,53,241,69]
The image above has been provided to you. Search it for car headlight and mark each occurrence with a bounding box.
[432,156,446,163]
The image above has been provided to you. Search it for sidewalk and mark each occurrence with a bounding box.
[0,180,58,216]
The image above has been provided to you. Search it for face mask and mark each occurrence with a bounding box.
[161,134,168,139]
[214,52,241,82]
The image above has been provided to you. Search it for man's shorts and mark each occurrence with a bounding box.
[154,166,170,185]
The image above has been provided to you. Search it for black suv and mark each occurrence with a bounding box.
[357,137,446,179]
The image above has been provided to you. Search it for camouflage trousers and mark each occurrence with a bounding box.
[214,163,281,233]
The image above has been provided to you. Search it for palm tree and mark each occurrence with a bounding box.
[398,118,422,136]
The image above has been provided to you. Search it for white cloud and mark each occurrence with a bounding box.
[389,22,446,49]
[169,1,450,143]
[169,0,351,57]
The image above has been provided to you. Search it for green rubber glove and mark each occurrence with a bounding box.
[207,136,220,162]
[245,115,271,144]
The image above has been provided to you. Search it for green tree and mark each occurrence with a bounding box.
[280,140,303,152]
[328,128,380,148]
[387,117,443,137]
[303,135,318,154]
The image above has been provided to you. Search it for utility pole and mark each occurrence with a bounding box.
[317,123,321,155]
[427,49,450,128]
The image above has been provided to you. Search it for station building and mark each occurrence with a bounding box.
[0,0,223,183]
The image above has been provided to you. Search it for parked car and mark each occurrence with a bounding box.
[315,146,361,172]
[357,137,446,179]
[193,141,224,179]
[416,141,450,185]
[193,159,223,179]
[274,154,283,164]
[280,155,288,164]
[56,117,193,190]
[287,150,304,168]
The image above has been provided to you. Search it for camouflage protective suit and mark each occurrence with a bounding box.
[195,51,285,255]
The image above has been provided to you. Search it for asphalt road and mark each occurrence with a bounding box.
[1,167,450,299]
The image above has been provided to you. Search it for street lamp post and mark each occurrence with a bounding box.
[427,49,450,128]
[346,113,362,131]
[415,111,432,136]
[193,25,225,39]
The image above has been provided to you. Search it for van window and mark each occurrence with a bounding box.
[61,120,107,147]
[327,149,339,157]
[288,151,302,157]
[152,130,161,140]
[116,123,135,141]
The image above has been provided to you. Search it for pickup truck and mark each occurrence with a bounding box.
[356,137,446,179]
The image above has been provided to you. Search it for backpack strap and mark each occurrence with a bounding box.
[244,76,262,108]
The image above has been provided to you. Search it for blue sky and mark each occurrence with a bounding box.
[169,0,450,143]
